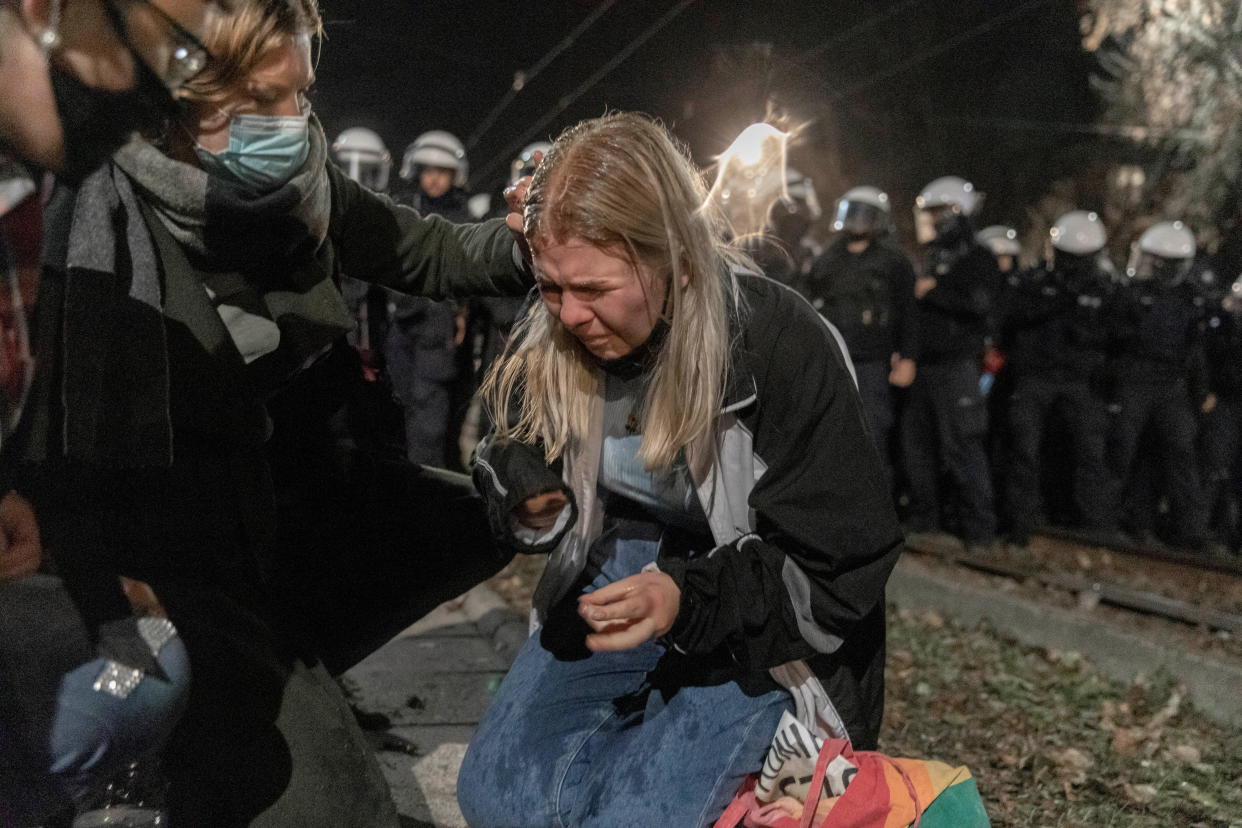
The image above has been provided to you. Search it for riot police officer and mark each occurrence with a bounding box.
[976,224,1022,514]
[332,127,395,363]
[797,185,916,490]
[902,176,998,549]
[1000,211,1113,545]
[331,127,392,192]
[756,167,824,283]
[1108,221,1211,550]
[978,225,1021,275]
[510,140,551,184]
[388,130,474,468]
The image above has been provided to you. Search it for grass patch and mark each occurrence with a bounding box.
[882,606,1242,826]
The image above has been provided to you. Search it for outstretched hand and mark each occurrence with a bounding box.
[577,570,680,652]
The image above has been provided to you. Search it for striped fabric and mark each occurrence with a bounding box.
[716,710,990,827]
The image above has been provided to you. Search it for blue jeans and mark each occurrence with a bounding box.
[0,575,190,824]
[459,537,793,828]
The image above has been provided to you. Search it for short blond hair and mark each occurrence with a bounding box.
[179,0,322,103]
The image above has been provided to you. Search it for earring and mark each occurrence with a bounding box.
[37,0,64,56]
[37,27,61,53]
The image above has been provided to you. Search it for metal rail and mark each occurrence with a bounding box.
[1036,526,1242,578]
[903,536,1242,633]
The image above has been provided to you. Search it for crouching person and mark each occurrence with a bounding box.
[458,113,903,828]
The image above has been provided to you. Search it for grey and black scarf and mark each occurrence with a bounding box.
[53,118,349,467]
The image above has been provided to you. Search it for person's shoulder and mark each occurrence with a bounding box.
[737,269,822,326]
[736,271,847,369]
[870,238,913,262]
[963,241,999,268]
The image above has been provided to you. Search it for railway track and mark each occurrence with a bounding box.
[903,533,1242,634]
[1035,526,1242,578]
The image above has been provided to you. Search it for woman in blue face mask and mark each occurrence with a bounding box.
[17,1,536,824]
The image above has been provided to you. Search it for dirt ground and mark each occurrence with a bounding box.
[488,550,1242,826]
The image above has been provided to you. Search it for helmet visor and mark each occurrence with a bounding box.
[833,200,885,236]
[1128,250,1188,286]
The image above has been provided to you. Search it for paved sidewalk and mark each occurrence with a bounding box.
[341,586,527,828]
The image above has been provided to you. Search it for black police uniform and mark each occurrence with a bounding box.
[901,227,998,546]
[1107,277,1210,547]
[387,187,473,468]
[1200,300,1242,546]
[796,236,917,490]
[998,263,1111,542]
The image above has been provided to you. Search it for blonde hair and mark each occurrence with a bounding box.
[179,0,322,104]
[484,112,746,469]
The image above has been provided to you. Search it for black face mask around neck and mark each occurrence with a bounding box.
[47,47,178,182]
[595,318,670,379]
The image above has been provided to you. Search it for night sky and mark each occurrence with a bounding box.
[312,0,1097,237]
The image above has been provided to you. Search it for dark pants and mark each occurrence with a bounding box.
[1199,396,1242,546]
[1109,379,1208,546]
[385,307,458,468]
[901,357,996,545]
[853,359,895,493]
[1005,375,1110,540]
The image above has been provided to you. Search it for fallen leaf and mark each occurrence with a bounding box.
[1123,782,1158,805]
[1047,747,1092,784]
[920,610,945,629]
[1111,728,1141,756]
[1146,685,1184,730]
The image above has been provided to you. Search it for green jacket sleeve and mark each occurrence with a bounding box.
[327,163,532,299]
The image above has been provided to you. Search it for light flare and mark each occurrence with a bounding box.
[706,122,791,240]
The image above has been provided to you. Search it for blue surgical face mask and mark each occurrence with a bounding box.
[195,113,311,192]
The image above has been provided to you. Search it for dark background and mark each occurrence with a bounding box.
[312,0,1098,239]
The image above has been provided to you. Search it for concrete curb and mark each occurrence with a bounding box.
[460,585,530,666]
[887,556,1242,728]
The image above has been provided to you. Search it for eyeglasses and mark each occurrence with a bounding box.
[104,0,216,91]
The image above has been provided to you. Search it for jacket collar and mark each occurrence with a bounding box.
[0,157,36,220]
[720,267,758,414]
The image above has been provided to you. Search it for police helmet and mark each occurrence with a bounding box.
[782,168,823,221]
[509,141,552,184]
[915,176,979,216]
[1126,221,1196,285]
[1050,210,1107,256]
[332,127,391,192]
[915,176,980,244]
[401,130,468,187]
[832,185,889,236]
[977,225,1021,258]
[1225,274,1242,314]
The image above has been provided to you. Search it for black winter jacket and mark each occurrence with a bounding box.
[796,237,918,364]
[914,241,996,364]
[998,265,1110,381]
[1108,279,1208,400]
[473,272,903,747]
